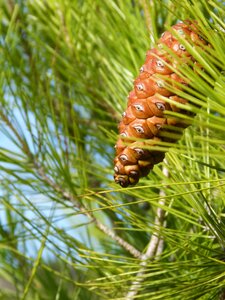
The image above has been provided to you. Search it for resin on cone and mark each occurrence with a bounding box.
[114,20,208,187]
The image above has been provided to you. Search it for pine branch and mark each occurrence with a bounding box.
[1,1,225,298]
[126,166,168,299]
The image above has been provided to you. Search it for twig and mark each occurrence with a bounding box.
[126,166,168,299]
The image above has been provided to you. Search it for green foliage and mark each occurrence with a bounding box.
[0,0,225,299]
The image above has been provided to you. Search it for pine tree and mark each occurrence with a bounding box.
[0,1,225,299]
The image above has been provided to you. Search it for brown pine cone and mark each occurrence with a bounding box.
[114,20,208,187]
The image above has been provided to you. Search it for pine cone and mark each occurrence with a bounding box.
[114,20,208,187]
